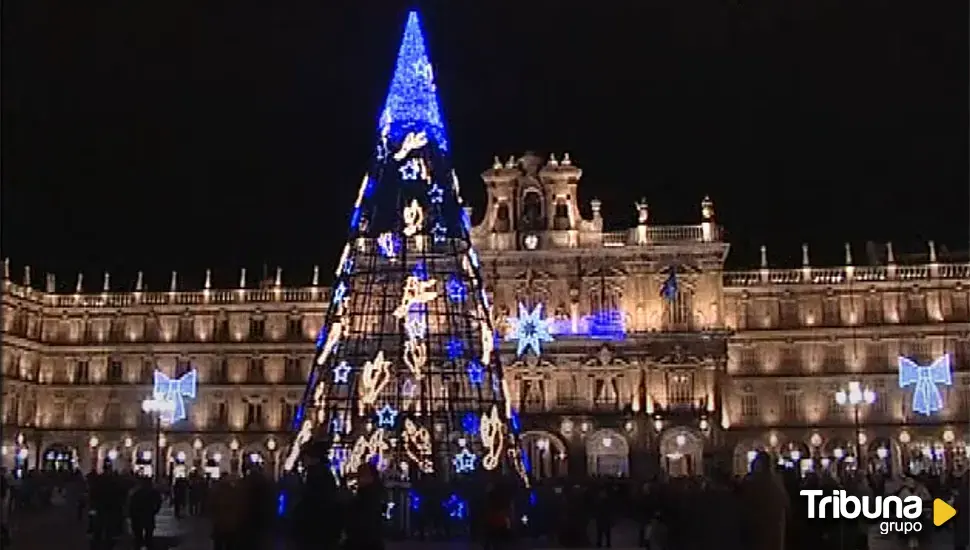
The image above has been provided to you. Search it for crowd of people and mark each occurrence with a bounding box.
[1,448,969,550]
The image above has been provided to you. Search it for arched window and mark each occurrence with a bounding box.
[520,191,544,231]
[553,201,570,230]
[494,202,511,232]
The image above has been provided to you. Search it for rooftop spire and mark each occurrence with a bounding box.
[378,10,448,150]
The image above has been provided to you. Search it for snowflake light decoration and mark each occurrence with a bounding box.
[506,302,555,356]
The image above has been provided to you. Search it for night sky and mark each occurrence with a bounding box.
[2,0,966,291]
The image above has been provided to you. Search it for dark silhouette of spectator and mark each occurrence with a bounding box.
[292,451,340,550]
[344,462,385,550]
[128,476,162,550]
[210,475,246,550]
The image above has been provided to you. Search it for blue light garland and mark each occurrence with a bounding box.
[377,11,448,151]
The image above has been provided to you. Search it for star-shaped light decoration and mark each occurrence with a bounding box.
[399,158,421,181]
[453,447,477,473]
[447,338,464,361]
[377,404,399,428]
[428,183,444,204]
[432,222,447,244]
[466,359,484,386]
[333,361,351,384]
[506,302,555,356]
[445,275,466,303]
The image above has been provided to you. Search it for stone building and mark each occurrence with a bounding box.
[3,152,968,480]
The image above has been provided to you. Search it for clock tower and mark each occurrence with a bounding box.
[470,152,603,253]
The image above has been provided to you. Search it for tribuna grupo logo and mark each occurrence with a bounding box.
[801,490,924,535]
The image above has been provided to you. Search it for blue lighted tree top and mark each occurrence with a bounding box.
[378,11,448,150]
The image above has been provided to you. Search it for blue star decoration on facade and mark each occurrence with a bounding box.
[333,361,351,384]
[506,302,555,356]
[453,448,477,473]
[377,404,399,427]
[377,11,448,151]
[898,354,952,416]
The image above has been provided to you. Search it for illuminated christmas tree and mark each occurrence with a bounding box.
[285,11,527,488]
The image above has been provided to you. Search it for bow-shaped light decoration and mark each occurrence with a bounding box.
[152,369,197,423]
[898,354,952,416]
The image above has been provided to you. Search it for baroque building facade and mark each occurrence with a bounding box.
[3,151,969,480]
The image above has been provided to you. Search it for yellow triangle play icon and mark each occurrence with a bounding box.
[933,498,956,526]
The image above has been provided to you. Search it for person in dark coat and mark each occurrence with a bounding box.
[292,452,340,550]
[88,472,127,550]
[172,477,188,519]
[128,476,162,550]
[953,472,970,550]
[482,482,513,550]
[741,451,789,550]
[344,462,385,550]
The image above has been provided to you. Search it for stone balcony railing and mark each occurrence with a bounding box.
[723,263,970,287]
[601,224,723,247]
[2,281,330,308]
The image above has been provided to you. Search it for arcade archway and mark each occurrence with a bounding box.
[732,440,766,475]
[659,427,704,477]
[168,441,194,480]
[132,443,157,478]
[242,446,267,476]
[203,443,231,479]
[42,443,76,471]
[520,431,568,480]
[586,429,629,477]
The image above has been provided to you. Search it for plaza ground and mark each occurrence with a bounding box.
[4,504,957,550]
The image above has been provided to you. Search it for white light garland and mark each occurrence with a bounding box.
[403,338,428,380]
[392,276,438,319]
[347,429,389,476]
[479,317,494,366]
[283,419,314,472]
[403,418,434,473]
[315,321,343,366]
[480,405,505,471]
[393,132,428,161]
[358,351,392,415]
[401,379,419,413]
[403,200,424,237]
